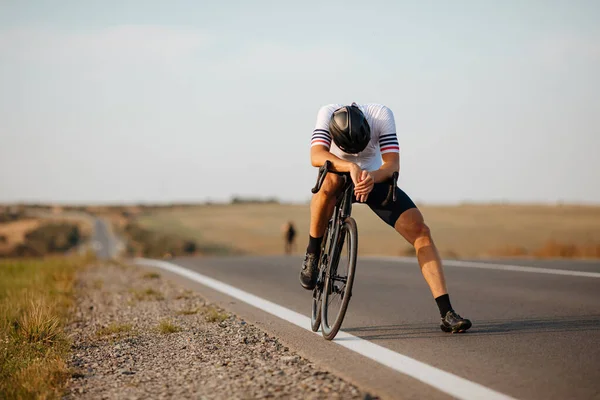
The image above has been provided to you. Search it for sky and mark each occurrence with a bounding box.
[1,0,599,205]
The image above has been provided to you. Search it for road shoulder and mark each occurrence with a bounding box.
[65,261,370,399]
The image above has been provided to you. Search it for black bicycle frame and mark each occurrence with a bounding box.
[327,175,353,273]
[311,160,399,265]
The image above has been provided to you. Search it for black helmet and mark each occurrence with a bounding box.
[329,103,371,154]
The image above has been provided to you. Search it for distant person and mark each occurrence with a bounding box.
[283,221,296,255]
[299,103,471,333]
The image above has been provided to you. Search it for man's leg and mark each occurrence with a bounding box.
[366,184,471,333]
[393,208,447,297]
[299,174,343,289]
[309,175,343,238]
[394,208,471,333]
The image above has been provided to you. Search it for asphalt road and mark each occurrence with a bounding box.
[90,223,599,399]
[151,255,599,400]
[91,218,122,260]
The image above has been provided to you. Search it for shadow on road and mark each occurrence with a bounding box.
[344,315,600,340]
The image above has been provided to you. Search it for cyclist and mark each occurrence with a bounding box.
[299,102,472,333]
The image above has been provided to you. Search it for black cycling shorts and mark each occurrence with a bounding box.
[352,183,417,227]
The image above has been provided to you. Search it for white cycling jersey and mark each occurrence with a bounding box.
[310,103,399,171]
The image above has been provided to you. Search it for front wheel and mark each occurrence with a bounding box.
[311,222,332,332]
[310,286,322,332]
[321,217,358,340]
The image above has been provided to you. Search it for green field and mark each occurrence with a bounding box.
[136,203,600,259]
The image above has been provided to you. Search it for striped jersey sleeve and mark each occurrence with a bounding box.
[311,128,331,149]
[375,105,399,154]
[379,132,399,154]
[310,104,339,149]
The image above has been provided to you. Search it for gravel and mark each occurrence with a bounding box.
[64,262,375,399]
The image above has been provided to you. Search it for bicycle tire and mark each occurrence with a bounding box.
[311,222,332,332]
[310,287,322,332]
[321,216,358,340]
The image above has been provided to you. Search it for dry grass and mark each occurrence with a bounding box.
[533,240,600,258]
[204,305,229,323]
[175,290,195,300]
[88,206,141,233]
[0,256,85,399]
[96,323,133,338]
[176,308,200,316]
[108,259,131,271]
[0,219,41,253]
[488,240,600,258]
[17,296,62,344]
[130,288,164,301]
[142,272,161,280]
[487,245,529,257]
[0,207,93,257]
[135,203,600,259]
[22,209,94,241]
[157,320,181,334]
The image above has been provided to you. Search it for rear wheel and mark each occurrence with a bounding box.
[321,217,358,340]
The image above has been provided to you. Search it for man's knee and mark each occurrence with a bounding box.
[319,174,343,198]
[395,209,433,246]
[412,222,433,248]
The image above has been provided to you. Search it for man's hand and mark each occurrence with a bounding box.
[354,170,374,203]
[349,164,363,187]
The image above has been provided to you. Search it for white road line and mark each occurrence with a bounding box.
[365,256,600,278]
[134,257,517,400]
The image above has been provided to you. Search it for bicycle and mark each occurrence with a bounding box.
[309,160,398,340]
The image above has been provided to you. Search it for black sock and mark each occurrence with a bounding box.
[307,235,323,257]
[435,294,453,317]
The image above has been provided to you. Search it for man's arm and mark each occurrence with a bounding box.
[354,153,399,200]
[370,152,399,183]
[309,104,362,177]
[310,146,357,172]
